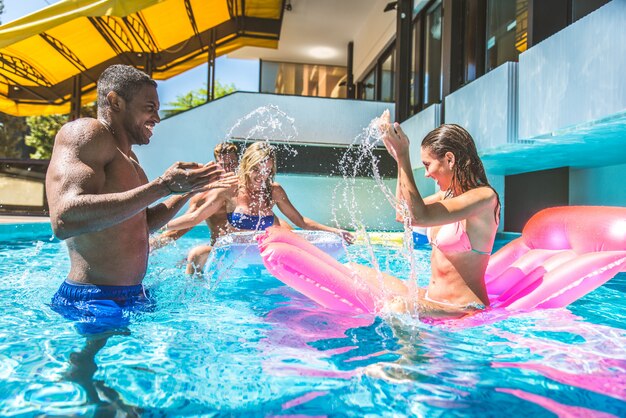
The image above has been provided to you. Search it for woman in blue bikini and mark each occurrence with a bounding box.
[227,141,354,243]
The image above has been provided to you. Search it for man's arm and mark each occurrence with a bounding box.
[148,173,237,232]
[46,120,166,239]
[150,227,193,251]
[162,174,237,231]
[145,193,194,233]
[46,120,220,239]
[134,151,231,232]
[148,192,209,251]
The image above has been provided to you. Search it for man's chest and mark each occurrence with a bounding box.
[103,153,147,192]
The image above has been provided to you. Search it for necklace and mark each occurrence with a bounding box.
[99,119,116,137]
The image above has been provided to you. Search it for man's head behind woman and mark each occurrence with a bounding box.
[213,142,239,173]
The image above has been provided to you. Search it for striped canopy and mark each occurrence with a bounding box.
[0,0,283,116]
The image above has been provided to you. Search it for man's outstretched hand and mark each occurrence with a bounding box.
[159,161,224,194]
[194,171,238,194]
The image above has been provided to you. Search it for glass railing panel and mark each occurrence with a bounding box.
[519,1,624,139]
[445,62,519,151]
[0,159,49,216]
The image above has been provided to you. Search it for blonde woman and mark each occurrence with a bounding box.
[227,141,354,243]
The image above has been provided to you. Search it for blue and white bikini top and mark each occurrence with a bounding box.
[227,212,275,231]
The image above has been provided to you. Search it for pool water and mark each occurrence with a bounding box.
[1,223,625,416]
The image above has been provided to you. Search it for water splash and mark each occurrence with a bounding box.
[209,106,422,321]
[224,104,300,163]
[331,113,420,318]
[204,105,303,287]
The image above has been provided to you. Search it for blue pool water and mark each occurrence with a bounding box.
[1,222,626,416]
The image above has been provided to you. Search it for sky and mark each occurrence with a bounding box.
[1,0,259,107]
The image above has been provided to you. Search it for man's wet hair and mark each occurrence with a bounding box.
[213,142,239,160]
[97,65,157,111]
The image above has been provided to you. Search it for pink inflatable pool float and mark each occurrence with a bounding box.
[257,226,374,313]
[257,206,626,314]
[485,206,626,309]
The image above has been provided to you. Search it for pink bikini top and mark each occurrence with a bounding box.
[427,221,491,255]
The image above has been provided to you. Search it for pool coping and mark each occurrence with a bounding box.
[0,215,50,224]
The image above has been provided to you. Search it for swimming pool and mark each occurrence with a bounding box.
[1,222,625,416]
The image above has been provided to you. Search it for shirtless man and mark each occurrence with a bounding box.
[46,64,225,326]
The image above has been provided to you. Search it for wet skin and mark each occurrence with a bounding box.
[419,147,496,307]
[159,152,240,246]
[378,112,498,311]
[46,84,222,285]
[229,158,355,243]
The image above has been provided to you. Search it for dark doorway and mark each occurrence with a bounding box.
[504,167,569,232]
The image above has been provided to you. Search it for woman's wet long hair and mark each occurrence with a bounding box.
[421,124,501,223]
[238,142,277,207]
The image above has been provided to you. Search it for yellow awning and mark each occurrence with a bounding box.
[0,0,283,116]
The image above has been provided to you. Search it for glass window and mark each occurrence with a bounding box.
[233,141,396,177]
[260,61,280,94]
[380,48,395,102]
[361,69,376,101]
[571,0,610,22]
[486,0,528,72]
[424,0,442,106]
[260,61,347,98]
[412,0,430,19]
[409,23,418,113]
[462,0,483,84]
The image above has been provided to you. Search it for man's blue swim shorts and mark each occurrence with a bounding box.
[51,280,155,335]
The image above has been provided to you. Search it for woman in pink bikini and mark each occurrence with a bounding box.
[350,112,500,317]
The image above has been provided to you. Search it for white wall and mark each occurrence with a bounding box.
[569,163,626,207]
[352,0,396,80]
[134,92,401,230]
[136,92,392,179]
[400,104,441,166]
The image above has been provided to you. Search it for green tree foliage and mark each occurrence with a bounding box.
[162,81,236,118]
[0,113,28,158]
[24,114,67,160]
[24,103,97,160]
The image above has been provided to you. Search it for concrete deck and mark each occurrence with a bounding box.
[0,215,49,224]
